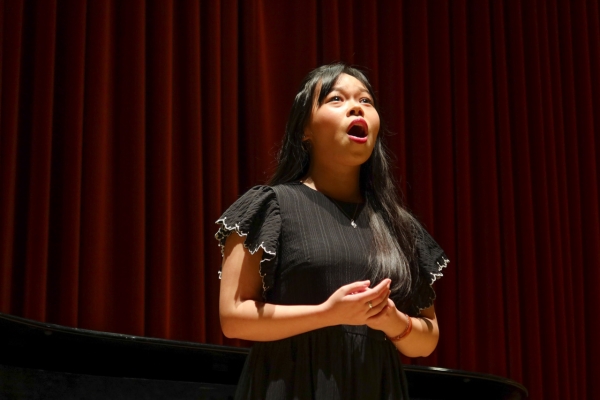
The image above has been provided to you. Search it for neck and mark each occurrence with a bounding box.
[302,163,363,203]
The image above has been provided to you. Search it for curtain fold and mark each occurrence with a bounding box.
[1,1,598,398]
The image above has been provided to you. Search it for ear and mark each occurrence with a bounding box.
[302,129,312,142]
[301,129,313,153]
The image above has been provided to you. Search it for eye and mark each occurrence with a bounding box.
[328,95,342,102]
[360,97,373,104]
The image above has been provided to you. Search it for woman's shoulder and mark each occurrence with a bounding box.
[217,182,307,220]
[238,182,304,194]
[215,185,281,254]
[269,181,304,193]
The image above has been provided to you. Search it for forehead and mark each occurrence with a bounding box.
[331,73,369,92]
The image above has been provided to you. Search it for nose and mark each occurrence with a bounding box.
[347,101,364,117]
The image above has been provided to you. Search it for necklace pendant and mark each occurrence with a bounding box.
[351,220,357,229]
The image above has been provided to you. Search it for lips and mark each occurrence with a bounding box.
[347,119,368,143]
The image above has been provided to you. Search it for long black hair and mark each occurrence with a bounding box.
[269,63,418,298]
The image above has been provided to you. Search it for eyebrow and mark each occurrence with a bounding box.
[331,85,371,95]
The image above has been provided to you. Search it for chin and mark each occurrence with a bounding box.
[354,147,376,161]
[347,153,373,167]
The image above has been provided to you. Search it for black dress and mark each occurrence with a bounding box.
[216,183,449,400]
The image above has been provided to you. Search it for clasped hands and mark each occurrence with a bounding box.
[322,278,406,335]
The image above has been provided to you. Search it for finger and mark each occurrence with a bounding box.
[358,280,391,301]
[366,291,389,312]
[372,293,389,310]
[356,288,386,302]
[373,278,392,289]
[372,289,391,306]
[342,280,371,295]
[366,290,390,313]
[367,305,387,319]
[367,299,390,318]
[371,279,391,295]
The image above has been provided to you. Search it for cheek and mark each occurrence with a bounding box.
[307,124,339,149]
[370,114,381,138]
[312,114,339,134]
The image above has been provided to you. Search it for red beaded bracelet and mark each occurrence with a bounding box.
[387,313,413,342]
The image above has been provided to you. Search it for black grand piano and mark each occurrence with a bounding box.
[0,313,527,399]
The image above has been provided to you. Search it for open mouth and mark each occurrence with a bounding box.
[347,119,368,139]
[347,124,367,138]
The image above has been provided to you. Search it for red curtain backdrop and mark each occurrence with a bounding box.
[1,1,599,398]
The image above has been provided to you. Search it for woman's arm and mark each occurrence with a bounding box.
[219,232,391,341]
[366,300,439,357]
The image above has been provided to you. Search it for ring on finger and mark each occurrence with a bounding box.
[368,301,373,309]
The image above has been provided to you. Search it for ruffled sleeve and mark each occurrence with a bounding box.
[397,224,450,317]
[215,186,281,296]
